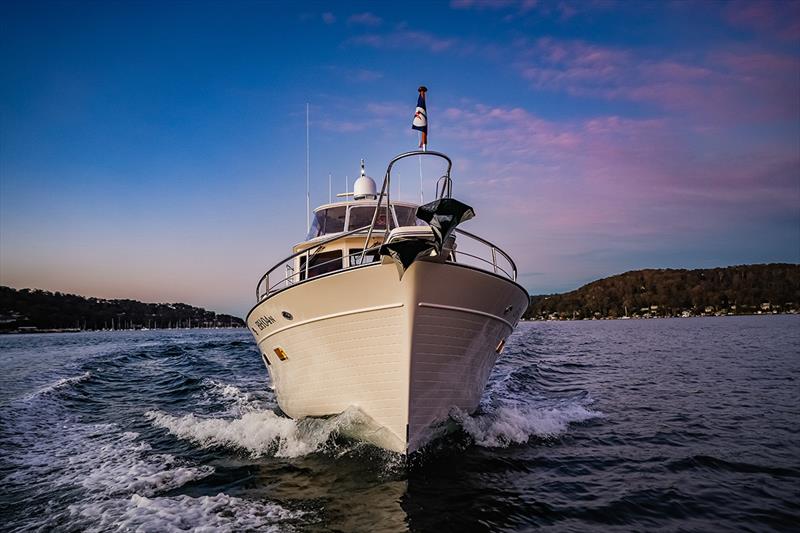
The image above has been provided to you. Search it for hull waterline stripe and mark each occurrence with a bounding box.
[417,302,515,331]
[256,303,404,343]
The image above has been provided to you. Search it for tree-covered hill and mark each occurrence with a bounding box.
[0,286,245,332]
[525,263,800,320]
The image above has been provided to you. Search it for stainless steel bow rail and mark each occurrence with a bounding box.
[255,224,370,300]
[254,151,517,302]
[453,228,517,280]
[360,150,452,265]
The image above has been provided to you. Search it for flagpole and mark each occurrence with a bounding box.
[412,86,428,204]
[419,133,424,204]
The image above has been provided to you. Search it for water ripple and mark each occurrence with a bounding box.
[1,317,799,531]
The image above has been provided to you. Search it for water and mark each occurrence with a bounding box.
[1,316,798,531]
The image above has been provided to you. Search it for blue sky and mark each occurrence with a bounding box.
[1,0,798,316]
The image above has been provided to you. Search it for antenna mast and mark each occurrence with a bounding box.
[419,144,424,204]
[306,103,310,233]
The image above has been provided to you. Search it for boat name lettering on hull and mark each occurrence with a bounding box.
[255,315,276,331]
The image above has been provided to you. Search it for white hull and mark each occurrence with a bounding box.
[246,259,528,453]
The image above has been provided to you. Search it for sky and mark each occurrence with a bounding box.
[1,0,799,317]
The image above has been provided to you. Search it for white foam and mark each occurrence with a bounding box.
[32,370,92,397]
[199,378,272,415]
[68,493,303,533]
[5,422,212,499]
[77,435,212,497]
[146,407,367,458]
[6,390,301,532]
[454,403,603,447]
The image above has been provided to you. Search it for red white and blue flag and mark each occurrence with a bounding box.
[412,86,428,148]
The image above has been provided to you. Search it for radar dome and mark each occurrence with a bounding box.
[353,158,377,200]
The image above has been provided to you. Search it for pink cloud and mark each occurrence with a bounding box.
[317,120,368,133]
[724,0,800,41]
[321,65,383,82]
[352,69,383,82]
[428,102,798,249]
[347,12,383,27]
[317,99,408,133]
[348,30,460,53]
[450,0,517,10]
[452,0,583,21]
[365,101,407,118]
[514,37,800,123]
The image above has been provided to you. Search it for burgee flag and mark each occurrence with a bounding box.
[412,86,428,147]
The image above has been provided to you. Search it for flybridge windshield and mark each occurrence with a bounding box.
[307,207,346,239]
[349,206,387,231]
[394,205,419,226]
[306,204,425,240]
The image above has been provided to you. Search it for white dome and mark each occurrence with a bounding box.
[353,158,377,200]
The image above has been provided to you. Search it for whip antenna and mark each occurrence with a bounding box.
[306,103,311,233]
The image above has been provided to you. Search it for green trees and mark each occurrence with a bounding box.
[0,287,245,331]
[524,264,800,319]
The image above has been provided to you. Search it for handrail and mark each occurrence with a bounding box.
[453,228,518,281]
[361,150,452,265]
[256,225,372,300]
[255,225,518,301]
[435,174,452,199]
[449,250,512,280]
[254,151,519,303]
[265,244,383,295]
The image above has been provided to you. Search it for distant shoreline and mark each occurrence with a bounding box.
[1,326,247,335]
[525,264,799,321]
[1,286,245,333]
[3,314,796,333]
[523,311,798,322]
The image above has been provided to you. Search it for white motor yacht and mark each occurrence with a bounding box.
[246,151,528,453]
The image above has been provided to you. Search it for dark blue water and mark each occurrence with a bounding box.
[1,316,798,531]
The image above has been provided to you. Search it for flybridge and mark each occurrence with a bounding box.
[305,159,423,240]
[254,150,518,301]
[306,202,420,241]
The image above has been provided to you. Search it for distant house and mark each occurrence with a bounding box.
[760,302,771,311]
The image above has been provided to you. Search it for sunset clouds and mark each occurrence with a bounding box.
[1,1,797,312]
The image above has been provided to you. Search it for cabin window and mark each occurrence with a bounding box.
[394,205,425,226]
[307,207,346,239]
[299,250,343,280]
[348,206,388,231]
[348,248,380,267]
